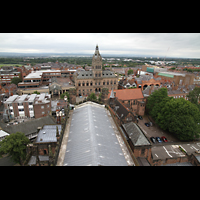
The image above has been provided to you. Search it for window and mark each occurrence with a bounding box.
[107,81,109,85]
[78,82,81,86]
[82,82,85,86]
[47,105,49,108]
[141,148,145,155]
[86,82,89,86]
[42,111,45,115]
[29,108,33,111]
[90,82,93,86]
[103,81,105,85]
[95,74,97,77]
[41,106,44,109]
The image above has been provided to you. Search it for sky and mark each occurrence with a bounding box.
[0,33,200,58]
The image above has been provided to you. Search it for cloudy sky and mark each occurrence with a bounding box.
[0,33,200,58]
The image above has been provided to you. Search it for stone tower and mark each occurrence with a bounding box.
[92,44,102,78]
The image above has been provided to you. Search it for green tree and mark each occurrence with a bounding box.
[11,77,22,85]
[156,98,200,141]
[146,87,168,115]
[60,92,69,100]
[187,86,200,109]
[33,90,40,94]
[127,69,134,75]
[0,132,30,165]
[88,93,97,101]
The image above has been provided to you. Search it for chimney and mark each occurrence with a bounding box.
[180,88,183,92]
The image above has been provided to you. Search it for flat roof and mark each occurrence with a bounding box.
[63,102,128,166]
[151,144,186,160]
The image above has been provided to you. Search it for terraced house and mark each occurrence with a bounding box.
[74,45,118,96]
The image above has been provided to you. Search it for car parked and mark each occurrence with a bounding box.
[138,115,143,120]
[144,123,150,127]
[150,137,156,143]
[156,137,162,143]
[161,136,168,142]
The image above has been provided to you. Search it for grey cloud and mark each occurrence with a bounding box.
[0,33,200,58]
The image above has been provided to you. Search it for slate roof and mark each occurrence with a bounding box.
[122,122,151,146]
[63,102,128,166]
[0,115,56,136]
[35,125,61,143]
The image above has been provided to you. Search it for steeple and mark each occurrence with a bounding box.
[92,44,102,75]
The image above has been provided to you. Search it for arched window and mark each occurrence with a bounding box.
[90,81,93,86]
[111,80,113,85]
[103,81,105,85]
[86,81,89,86]
[114,80,116,85]
[78,82,81,86]
[107,81,109,85]
[99,73,101,77]
[82,81,85,86]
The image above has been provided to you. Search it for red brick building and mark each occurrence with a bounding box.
[108,88,146,116]
[4,93,51,119]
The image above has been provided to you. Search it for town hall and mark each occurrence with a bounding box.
[74,45,118,96]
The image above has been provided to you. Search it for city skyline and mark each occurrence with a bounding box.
[0,33,200,58]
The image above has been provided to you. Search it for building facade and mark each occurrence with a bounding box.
[4,93,51,120]
[74,45,118,96]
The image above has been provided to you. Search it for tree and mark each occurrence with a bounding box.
[11,77,22,85]
[87,93,97,101]
[60,92,69,100]
[187,86,200,109]
[156,98,200,141]
[127,69,134,75]
[33,90,40,94]
[0,132,30,165]
[146,87,168,115]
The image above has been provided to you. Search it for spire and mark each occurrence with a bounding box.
[96,44,98,50]
[110,86,115,99]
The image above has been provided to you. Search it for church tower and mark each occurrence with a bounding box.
[92,44,102,78]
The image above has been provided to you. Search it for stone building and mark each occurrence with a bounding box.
[74,45,118,96]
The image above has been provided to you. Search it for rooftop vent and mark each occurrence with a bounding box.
[43,131,46,134]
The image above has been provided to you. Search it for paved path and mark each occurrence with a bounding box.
[56,110,73,166]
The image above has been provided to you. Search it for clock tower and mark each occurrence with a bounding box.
[92,44,102,78]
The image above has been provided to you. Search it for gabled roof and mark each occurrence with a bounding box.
[108,88,144,101]
[122,122,151,146]
[63,102,128,166]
